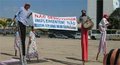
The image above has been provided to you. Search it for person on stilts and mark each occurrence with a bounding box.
[79,10,90,65]
[13,3,32,65]
[96,14,110,60]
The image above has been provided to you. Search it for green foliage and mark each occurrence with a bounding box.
[0,20,7,27]
[109,8,120,29]
[0,18,13,27]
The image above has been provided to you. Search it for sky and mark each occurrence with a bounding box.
[0,0,87,19]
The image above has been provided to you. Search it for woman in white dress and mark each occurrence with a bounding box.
[96,14,110,60]
[27,26,39,61]
[14,27,21,56]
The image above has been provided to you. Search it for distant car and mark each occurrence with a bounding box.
[66,34,75,39]
[73,33,90,39]
[48,33,60,38]
[0,29,2,34]
[58,34,68,39]
[61,33,75,39]
[74,33,81,39]
[48,33,68,39]
[35,32,40,38]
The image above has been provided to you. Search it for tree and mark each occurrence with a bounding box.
[0,20,7,35]
[108,8,120,29]
[6,18,13,27]
[0,20,7,28]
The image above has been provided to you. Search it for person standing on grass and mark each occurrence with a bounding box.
[96,14,110,60]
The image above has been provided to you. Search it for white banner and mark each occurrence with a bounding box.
[32,12,78,31]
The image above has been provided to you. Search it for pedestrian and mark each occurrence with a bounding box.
[13,3,32,64]
[14,27,21,56]
[26,26,39,61]
[96,14,110,60]
[79,10,90,65]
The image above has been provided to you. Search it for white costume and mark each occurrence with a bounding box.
[27,31,38,59]
[98,18,109,55]
[14,31,21,51]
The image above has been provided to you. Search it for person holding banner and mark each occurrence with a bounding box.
[79,10,90,65]
[13,3,32,64]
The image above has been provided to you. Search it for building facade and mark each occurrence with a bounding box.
[87,0,120,29]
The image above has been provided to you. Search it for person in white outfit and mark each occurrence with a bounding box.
[14,27,21,56]
[96,14,110,60]
[13,3,32,65]
[27,26,39,61]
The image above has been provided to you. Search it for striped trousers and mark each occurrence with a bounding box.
[98,31,107,55]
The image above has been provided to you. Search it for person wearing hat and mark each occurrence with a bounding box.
[79,10,90,65]
[96,14,110,60]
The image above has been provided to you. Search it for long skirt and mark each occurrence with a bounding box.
[98,31,107,55]
[27,41,38,60]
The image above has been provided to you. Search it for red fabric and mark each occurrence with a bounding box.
[81,25,88,61]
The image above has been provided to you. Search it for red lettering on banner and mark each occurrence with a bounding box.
[34,14,46,18]
[34,13,76,21]
[47,16,55,19]
[47,16,76,21]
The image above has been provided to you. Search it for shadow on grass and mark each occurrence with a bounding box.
[27,59,48,64]
[45,58,82,65]
[66,57,103,63]
[0,58,48,65]
[0,52,15,57]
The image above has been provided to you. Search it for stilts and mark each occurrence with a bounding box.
[12,22,27,65]
[18,25,27,65]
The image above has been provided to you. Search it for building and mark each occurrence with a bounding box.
[87,0,120,29]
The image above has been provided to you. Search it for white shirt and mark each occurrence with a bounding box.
[29,31,36,42]
[28,31,37,53]
[99,18,109,32]
[14,31,21,49]
[16,7,32,26]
